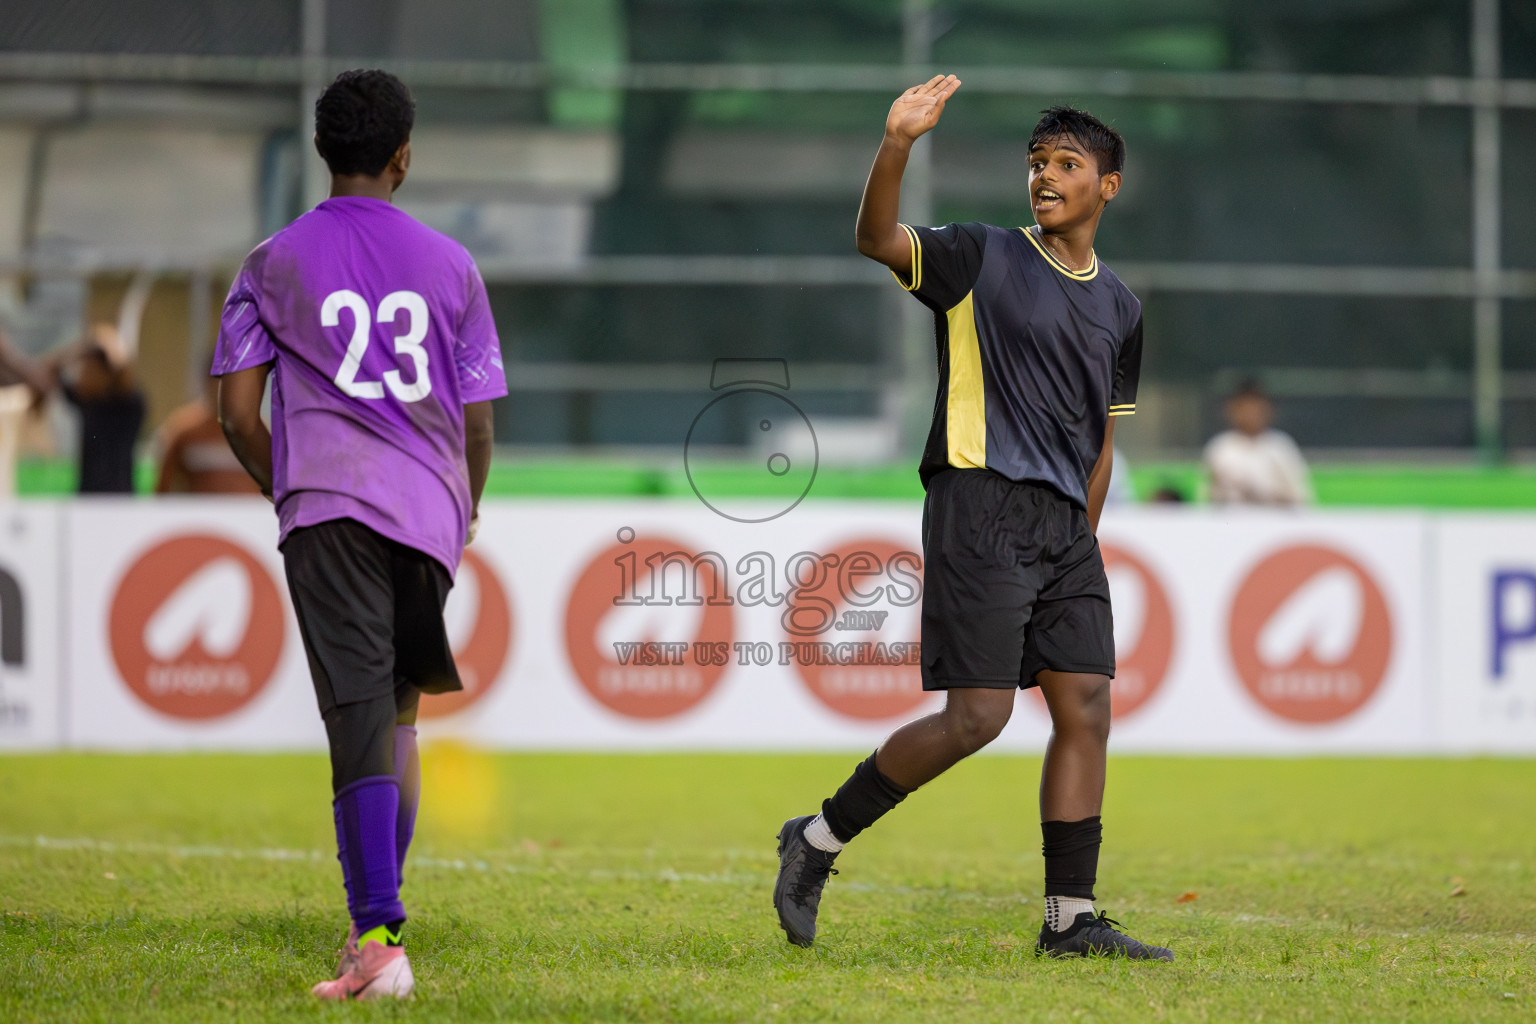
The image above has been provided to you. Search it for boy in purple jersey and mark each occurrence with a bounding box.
[214,69,507,1001]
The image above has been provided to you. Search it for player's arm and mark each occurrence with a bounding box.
[1086,417,1115,534]
[0,325,59,396]
[463,400,494,544]
[855,74,961,274]
[217,364,274,499]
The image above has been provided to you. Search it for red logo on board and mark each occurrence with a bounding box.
[1100,544,1175,719]
[419,549,514,720]
[109,535,284,720]
[790,539,931,721]
[563,533,735,719]
[1228,544,1391,724]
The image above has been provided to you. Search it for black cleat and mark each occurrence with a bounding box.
[773,815,839,947]
[1035,910,1174,961]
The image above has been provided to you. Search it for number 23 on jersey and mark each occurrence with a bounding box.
[322,289,432,403]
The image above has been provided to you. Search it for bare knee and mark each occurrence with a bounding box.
[942,689,1014,755]
[1041,672,1111,744]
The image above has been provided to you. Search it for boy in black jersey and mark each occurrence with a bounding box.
[773,76,1171,961]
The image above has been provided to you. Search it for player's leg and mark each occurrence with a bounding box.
[774,688,1018,947]
[386,541,461,889]
[392,687,421,886]
[870,685,1018,790]
[1034,667,1169,958]
[1036,669,1111,932]
[283,520,415,998]
[1024,538,1172,960]
[331,685,419,981]
[774,469,1032,947]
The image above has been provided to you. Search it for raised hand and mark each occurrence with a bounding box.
[885,75,962,144]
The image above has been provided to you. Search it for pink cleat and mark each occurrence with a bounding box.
[334,923,360,978]
[311,940,414,1001]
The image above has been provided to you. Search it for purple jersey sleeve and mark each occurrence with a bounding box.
[211,253,277,374]
[454,264,507,403]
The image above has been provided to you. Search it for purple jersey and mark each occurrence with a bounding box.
[213,196,507,576]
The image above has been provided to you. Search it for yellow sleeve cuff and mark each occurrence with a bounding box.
[888,224,921,292]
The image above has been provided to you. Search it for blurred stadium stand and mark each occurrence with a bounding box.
[0,0,1532,467]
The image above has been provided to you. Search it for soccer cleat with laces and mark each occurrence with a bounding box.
[1035,910,1174,961]
[311,938,414,1000]
[773,814,839,947]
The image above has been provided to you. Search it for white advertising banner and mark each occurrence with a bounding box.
[1091,509,1427,753]
[417,501,937,750]
[13,495,1512,755]
[0,502,62,750]
[415,503,1431,754]
[1432,517,1536,753]
[65,499,324,750]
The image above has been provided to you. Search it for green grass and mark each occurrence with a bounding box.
[1,753,1533,1022]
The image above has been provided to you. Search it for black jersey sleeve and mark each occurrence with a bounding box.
[1109,315,1142,416]
[890,222,987,312]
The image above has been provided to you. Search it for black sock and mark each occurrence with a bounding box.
[820,751,910,844]
[1041,816,1102,900]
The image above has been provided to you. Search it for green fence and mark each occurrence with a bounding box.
[23,457,1536,509]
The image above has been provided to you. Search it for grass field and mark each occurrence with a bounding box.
[1,752,1533,1022]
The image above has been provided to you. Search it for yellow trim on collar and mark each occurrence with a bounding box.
[1019,227,1099,281]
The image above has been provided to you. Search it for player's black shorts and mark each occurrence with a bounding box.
[281,518,462,714]
[920,469,1115,690]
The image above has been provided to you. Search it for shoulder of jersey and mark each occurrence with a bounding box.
[1098,261,1142,319]
[393,207,475,258]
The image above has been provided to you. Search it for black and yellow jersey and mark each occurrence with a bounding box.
[894,221,1142,508]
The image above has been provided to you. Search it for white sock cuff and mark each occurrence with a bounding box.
[1044,895,1095,933]
[802,813,846,853]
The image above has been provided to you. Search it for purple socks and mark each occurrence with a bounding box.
[331,727,420,933]
[393,724,420,881]
[332,775,406,933]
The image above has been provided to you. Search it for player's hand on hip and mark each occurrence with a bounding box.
[885,74,961,145]
[466,512,480,547]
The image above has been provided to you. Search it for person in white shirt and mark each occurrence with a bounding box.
[1203,381,1311,506]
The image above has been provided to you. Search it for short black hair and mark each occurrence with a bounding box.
[1230,378,1269,402]
[1028,106,1125,176]
[314,69,415,177]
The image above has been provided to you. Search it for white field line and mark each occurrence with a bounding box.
[0,834,768,887]
[0,834,1029,902]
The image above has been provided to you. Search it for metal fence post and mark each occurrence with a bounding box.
[1471,0,1503,458]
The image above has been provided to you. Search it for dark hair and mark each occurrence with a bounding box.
[1028,106,1125,176]
[1229,377,1268,401]
[314,69,415,177]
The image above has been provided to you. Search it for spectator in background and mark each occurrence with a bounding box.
[0,362,30,500]
[155,370,261,494]
[0,322,145,494]
[1203,380,1311,507]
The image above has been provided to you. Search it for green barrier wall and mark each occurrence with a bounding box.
[23,457,1536,508]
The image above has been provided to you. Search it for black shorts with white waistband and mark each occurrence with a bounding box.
[281,517,462,715]
[920,469,1115,691]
